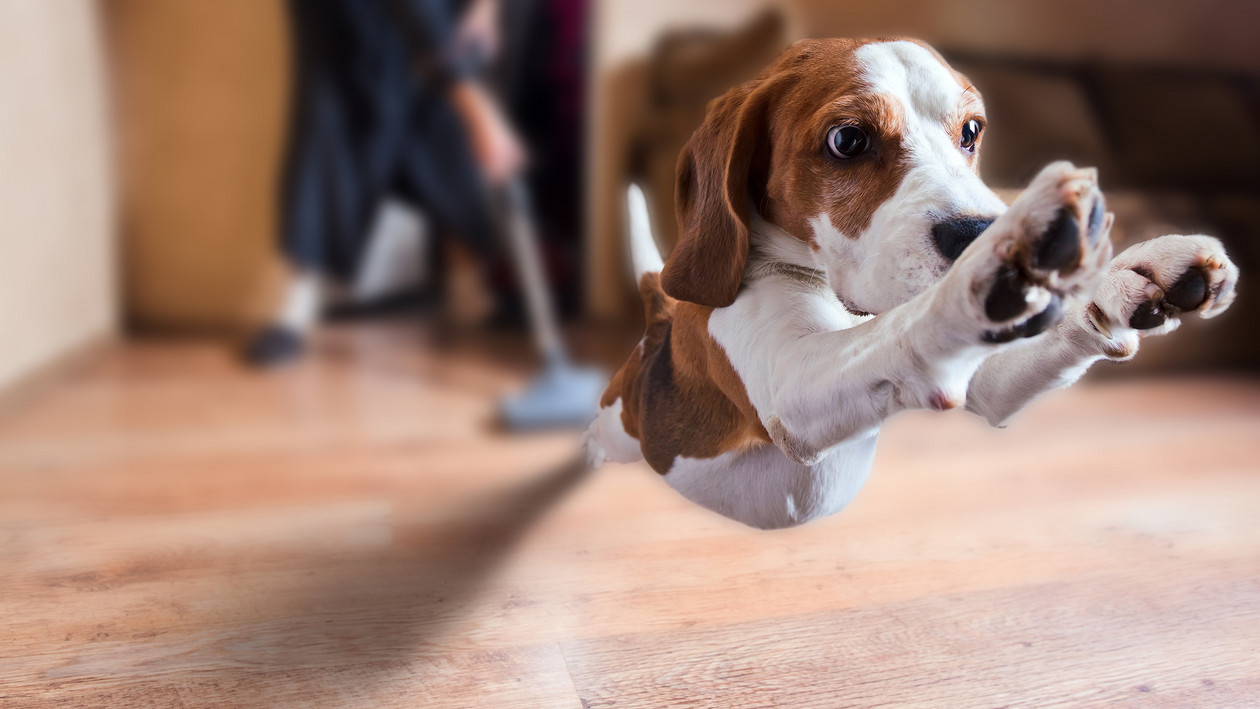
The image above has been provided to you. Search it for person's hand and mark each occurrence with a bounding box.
[449,81,526,184]
[455,0,500,62]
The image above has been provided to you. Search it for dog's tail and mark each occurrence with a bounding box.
[625,183,675,340]
[626,183,664,281]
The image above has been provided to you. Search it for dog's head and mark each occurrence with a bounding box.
[662,38,1007,313]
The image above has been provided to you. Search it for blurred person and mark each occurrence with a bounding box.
[245,0,526,366]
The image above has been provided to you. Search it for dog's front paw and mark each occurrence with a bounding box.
[1083,234,1239,360]
[956,162,1114,343]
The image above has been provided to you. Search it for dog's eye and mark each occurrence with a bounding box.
[960,118,982,152]
[827,125,870,159]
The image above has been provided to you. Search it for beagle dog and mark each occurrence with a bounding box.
[585,38,1240,529]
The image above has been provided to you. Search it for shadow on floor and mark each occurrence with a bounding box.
[202,454,591,697]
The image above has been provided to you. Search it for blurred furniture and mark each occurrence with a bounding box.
[0,1,115,394]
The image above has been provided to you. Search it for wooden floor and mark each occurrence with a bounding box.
[3,323,1260,708]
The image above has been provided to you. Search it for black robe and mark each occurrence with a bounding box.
[280,0,493,281]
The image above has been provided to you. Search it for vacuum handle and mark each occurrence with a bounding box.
[501,177,566,364]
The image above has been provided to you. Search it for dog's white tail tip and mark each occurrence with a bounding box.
[627,183,664,280]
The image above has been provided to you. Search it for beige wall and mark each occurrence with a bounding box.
[108,0,289,331]
[0,0,116,391]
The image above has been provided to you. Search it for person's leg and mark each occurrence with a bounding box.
[397,97,503,327]
[249,1,429,366]
[244,80,336,366]
[247,67,389,365]
[245,74,325,366]
[443,238,496,326]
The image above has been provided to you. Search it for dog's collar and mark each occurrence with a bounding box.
[767,261,828,289]
[758,258,872,317]
[748,216,829,290]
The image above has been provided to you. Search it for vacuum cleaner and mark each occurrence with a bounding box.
[496,177,606,431]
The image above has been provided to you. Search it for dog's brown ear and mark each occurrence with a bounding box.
[663,79,778,308]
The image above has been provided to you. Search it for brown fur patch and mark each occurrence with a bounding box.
[600,274,770,475]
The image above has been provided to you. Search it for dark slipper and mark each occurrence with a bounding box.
[242,326,305,368]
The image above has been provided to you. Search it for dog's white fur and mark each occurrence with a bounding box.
[587,40,1239,529]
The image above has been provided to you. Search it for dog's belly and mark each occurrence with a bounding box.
[663,431,879,529]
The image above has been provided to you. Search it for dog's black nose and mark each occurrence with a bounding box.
[932,217,996,261]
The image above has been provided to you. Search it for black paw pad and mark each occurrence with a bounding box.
[1019,293,1065,337]
[1164,268,1209,311]
[1033,208,1081,271]
[983,294,1064,343]
[985,265,1028,322]
[1129,300,1168,330]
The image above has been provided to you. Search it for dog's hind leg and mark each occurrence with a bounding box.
[583,397,643,468]
[584,184,675,469]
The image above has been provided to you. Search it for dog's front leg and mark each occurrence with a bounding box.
[760,162,1112,463]
[965,234,1240,426]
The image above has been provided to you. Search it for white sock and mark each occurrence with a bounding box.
[353,200,427,302]
[276,272,322,333]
